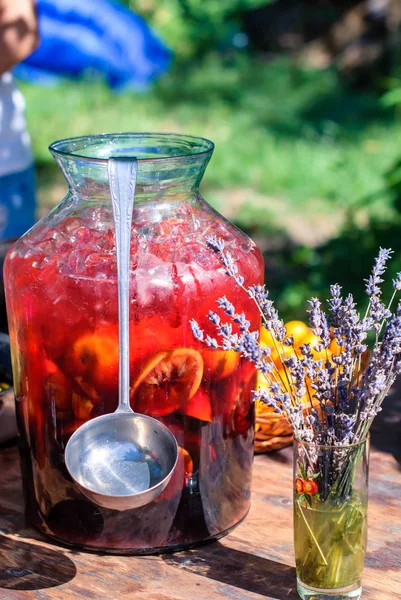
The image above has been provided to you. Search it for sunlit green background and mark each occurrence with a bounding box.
[23,0,401,319]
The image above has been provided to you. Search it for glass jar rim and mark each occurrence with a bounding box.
[294,433,370,450]
[49,132,214,164]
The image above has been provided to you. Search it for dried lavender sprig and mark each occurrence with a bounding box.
[206,236,244,286]
[211,305,304,407]
[364,248,393,333]
[201,295,313,416]
[307,297,331,351]
[365,248,392,298]
[375,269,401,337]
[354,313,401,440]
[393,272,401,292]
[205,238,332,438]
[207,236,285,342]
[208,237,295,386]
[193,318,298,416]
[328,284,342,328]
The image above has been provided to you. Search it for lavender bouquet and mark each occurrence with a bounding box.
[191,240,401,598]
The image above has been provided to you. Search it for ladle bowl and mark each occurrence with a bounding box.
[65,411,178,511]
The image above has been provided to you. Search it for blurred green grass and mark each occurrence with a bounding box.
[23,56,399,225]
[22,54,401,317]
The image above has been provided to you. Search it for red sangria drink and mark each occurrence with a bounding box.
[4,134,264,552]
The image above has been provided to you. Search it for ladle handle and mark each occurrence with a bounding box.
[108,157,138,413]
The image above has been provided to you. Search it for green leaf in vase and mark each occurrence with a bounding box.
[299,464,307,480]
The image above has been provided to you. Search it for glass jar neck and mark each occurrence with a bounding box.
[49,133,214,201]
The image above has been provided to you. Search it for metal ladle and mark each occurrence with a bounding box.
[65,157,178,512]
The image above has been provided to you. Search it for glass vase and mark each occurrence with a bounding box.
[293,437,369,600]
[4,133,264,553]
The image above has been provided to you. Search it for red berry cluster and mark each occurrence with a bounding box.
[295,477,318,496]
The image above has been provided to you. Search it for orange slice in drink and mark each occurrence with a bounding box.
[202,350,239,380]
[74,377,100,402]
[181,387,212,422]
[160,446,194,500]
[179,446,194,484]
[233,400,253,436]
[44,359,72,412]
[72,391,94,420]
[131,348,203,417]
[65,327,119,390]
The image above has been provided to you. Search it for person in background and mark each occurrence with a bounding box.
[0,0,38,240]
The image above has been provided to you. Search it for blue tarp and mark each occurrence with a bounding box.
[15,0,171,90]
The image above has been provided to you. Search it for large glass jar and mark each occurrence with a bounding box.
[4,133,264,553]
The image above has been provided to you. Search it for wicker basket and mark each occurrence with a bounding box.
[254,398,321,453]
[254,401,294,452]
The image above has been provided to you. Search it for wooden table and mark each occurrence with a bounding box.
[0,397,400,600]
